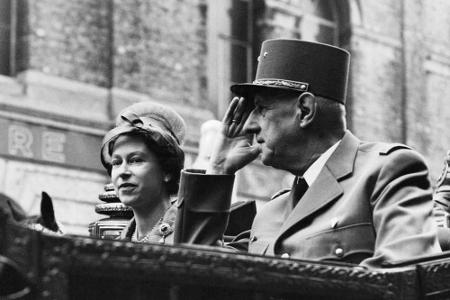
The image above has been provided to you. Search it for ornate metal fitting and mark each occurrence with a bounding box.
[158,222,173,237]
[253,79,309,91]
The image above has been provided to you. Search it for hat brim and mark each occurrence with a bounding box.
[230,83,304,99]
[100,125,137,171]
[100,124,183,173]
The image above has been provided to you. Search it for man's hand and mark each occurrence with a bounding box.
[207,97,262,175]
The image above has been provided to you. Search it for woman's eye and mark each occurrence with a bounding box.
[111,159,121,167]
[129,156,143,164]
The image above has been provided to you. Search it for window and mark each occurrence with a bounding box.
[207,0,261,117]
[0,0,11,75]
[208,0,342,117]
[263,0,340,44]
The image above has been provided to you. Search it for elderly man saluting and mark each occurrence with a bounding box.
[175,39,441,268]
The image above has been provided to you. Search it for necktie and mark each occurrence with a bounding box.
[292,176,308,207]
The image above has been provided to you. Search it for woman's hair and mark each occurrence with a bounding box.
[108,130,184,195]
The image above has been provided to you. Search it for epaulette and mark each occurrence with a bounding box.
[271,188,291,200]
[379,143,411,155]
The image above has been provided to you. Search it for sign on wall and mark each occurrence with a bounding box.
[0,117,105,172]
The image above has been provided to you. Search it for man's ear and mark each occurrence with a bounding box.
[296,92,317,128]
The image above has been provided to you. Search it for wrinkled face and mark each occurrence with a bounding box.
[243,92,299,169]
[110,135,165,209]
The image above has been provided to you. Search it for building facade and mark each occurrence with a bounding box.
[0,0,449,235]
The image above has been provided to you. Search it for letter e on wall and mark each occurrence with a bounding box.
[42,131,66,163]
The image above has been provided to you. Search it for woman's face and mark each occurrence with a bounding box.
[110,135,166,209]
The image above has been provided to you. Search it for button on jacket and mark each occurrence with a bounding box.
[175,131,441,268]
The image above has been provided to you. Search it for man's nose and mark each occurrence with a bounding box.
[242,109,260,134]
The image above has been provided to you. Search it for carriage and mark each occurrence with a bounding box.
[2,215,450,300]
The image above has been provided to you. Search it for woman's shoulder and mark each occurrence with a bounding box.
[157,199,178,243]
[163,199,178,223]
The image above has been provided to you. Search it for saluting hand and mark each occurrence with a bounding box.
[207,97,262,175]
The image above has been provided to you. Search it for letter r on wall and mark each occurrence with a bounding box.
[8,125,34,158]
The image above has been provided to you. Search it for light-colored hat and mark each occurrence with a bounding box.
[100,101,186,170]
[116,101,186,145]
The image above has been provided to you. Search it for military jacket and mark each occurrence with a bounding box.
[175,131,441,268]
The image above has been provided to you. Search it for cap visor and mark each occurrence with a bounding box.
[231,83,303,99]
[100,125,136,169]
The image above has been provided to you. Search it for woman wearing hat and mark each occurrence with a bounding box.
[101,102,186,244]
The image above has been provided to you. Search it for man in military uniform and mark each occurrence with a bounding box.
[175,39,441,268]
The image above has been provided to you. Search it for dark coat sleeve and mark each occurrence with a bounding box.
[174,169,235,245]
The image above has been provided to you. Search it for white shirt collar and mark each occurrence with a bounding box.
[303,140,341,186]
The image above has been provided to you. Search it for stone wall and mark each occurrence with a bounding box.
[403,0,450,179]
[349,0,450,180]
[22,0,112,86]
[114,0,208,108]
[349,1,404,142]
[12,0,213,145]
[18,0,208,109]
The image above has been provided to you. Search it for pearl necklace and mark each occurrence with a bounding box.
[132,218,173,244]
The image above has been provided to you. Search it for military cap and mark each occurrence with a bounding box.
[231,39,350,104]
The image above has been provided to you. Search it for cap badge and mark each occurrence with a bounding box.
[257,51,269,62]
[252,79,309,92]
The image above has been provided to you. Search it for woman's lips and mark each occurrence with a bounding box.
[118,183,137,192]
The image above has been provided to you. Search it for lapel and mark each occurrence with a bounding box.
[276,131,360,238]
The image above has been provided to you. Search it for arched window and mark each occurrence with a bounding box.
[207,0,344,117]
[262,0,340,45]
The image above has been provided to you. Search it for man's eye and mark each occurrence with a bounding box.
[257,106,266,116]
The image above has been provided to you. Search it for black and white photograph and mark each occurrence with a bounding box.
[1,0,450,299]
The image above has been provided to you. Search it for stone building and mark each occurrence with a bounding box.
[0,0,449,234]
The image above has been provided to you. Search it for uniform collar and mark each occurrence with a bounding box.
[303,140,341,186]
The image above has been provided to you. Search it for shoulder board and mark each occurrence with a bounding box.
[379,143,411,155]
[271,188,291,200]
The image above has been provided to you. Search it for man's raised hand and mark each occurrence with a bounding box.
[207,97,261,174]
